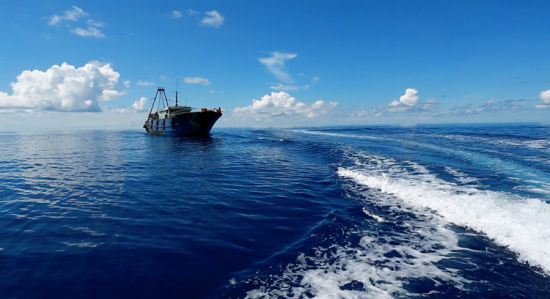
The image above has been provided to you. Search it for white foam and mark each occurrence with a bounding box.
[424,134,550,156]
[444,166,478,185]
[290,129,383,141]
[526,139,550,152]
[362,207,385,222]
[245,160,469,297]
[64,225,106,236]
[338,153,550,274]
[62,241,101,248]
[245,209,467,298]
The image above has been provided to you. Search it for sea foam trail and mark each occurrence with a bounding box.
[337,153,550,274]
[296,129,550,196]
[245,201,467,298]
[244,153,470,298]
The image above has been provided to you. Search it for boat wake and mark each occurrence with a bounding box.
[338,151,550,275]
[239,140,550,298]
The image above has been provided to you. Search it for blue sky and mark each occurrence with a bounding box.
[0,0,549,130]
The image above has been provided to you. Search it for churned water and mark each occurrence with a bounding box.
[1,124,549,298]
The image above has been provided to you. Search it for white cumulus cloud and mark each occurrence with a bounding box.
[368,88,437,117]
[536,89,550,109]
[388,88,420,112]
[233,91,337,120]
[132,97,148,111]
[201,10,224,28]
[0,61,124,112]
[540,89,550,103]
[259,52,297,83]
[184,77,211,86]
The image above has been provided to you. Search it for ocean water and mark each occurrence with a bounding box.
[1,124,549,298]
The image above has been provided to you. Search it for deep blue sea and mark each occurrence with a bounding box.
[1,124,550,298]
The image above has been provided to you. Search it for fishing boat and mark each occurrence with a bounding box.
[143,87,222,136]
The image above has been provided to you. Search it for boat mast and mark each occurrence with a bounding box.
[162,88,169,108]
[156,88,163,111]
[150,87,169,114]
[148,88,161,116]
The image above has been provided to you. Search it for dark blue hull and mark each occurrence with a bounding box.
[144,111,222,136]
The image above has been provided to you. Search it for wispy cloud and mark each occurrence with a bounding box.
[422,98,437,111]
[269,75,320,92]
[233,91,337,120]
[48,5,88,25]
[352,91,535,120]
[477,98,524,112]
[270,83,300,91]
[184,77,211,86]
[259,52,297,83]
[449,98,525,115]
[304,76,320,89]
[349,110,370,119]
[201,10,224,28]
[137,80,154,86]
[171,10,183,19]
[86,19,106,27]
[71,27,105,38]
[174,9,224,28]
[46,6,106,38]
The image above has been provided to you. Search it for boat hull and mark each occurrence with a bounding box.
[144,111,222,136]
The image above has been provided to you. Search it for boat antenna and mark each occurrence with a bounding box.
[175,79,179,107]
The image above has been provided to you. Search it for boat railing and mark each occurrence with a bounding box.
[148,108,222,119]
[176,107,222,113]
[194,107,222,113]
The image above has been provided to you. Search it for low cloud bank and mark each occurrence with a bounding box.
[233,91,337,120]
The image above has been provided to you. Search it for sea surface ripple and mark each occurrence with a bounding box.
[1,124,549,298]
